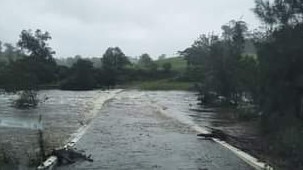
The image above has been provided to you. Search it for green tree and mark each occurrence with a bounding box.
[60,59,96,90]
[102,47,129,70]
[138,53,153,68]
[18,30,55,63]
[253,0,303,121]
[180,35,216,82]
[101,47,129,87]
[162,62,172,72]
[182,21,248,105]
[16,29,57,84]
[254,0,303,28]
[220,20,248,104]
[253,1,303,168]
[2,29,57,108]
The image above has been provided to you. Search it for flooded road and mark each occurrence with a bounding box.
[0,90,121,168]
[59,90,253,170]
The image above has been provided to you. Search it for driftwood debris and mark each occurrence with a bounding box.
[51,148,93,165]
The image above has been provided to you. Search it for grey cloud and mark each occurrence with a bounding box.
[0,0,260,58]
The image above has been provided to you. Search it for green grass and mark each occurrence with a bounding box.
[138,80,193,91]
[155,57,187,72]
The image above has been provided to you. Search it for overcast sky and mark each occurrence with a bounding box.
[0,0,260,59]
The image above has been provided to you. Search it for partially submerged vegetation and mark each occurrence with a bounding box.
[180,0,303,169]
[14,90,39,109]
[0,0,303,169]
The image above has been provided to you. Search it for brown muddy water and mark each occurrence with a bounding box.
[0,90,255,169]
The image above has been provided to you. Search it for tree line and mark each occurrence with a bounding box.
[0,31,175,92]
[180,0,303,168]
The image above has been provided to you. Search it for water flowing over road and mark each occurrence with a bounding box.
[0,90,121,169]
[59,90,253,170]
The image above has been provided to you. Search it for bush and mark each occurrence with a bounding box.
[14,90,38,109]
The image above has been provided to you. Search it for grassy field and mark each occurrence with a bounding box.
[155,57,187,72]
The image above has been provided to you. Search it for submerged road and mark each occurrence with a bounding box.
[59,91,253,170]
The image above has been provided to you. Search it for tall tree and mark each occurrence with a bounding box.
[138,53,153,68]
[182,20,248,104]
[18,29,55,63]
[101,47,129,87]
[254,0,303,120]
[253,1,303,168]
[16,29,57,85]
[102,47,129,71]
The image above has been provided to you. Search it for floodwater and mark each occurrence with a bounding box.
[58,90,253,170]
[0,90,121,169]
[0,90,254,169]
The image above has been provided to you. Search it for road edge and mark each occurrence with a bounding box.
[37,89,123,170]
[152,103,273,170]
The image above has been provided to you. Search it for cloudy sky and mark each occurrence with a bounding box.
[0,0,260,59]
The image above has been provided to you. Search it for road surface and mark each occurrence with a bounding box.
[58,91,253,170]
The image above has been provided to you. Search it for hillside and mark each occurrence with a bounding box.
[155,56,187,72]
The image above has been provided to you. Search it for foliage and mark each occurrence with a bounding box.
[162,62,172,72]
[56,56,102,68]
[14,29,57,86]
[102,47,129,71]
[253,0,303,126]
[14,90,39,109]
[177,1,303,168]
[138,53,153,67]
[17,30,55,63]
[0,29,57,108]
[181,20,250,105]
[0,43,24,64]
[100,47,130,87]
[254,0,303,28]
[60,59,96,90]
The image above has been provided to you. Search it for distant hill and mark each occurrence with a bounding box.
[155,56,187,72]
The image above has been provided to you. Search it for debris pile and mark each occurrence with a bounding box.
[51,148,93,165]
